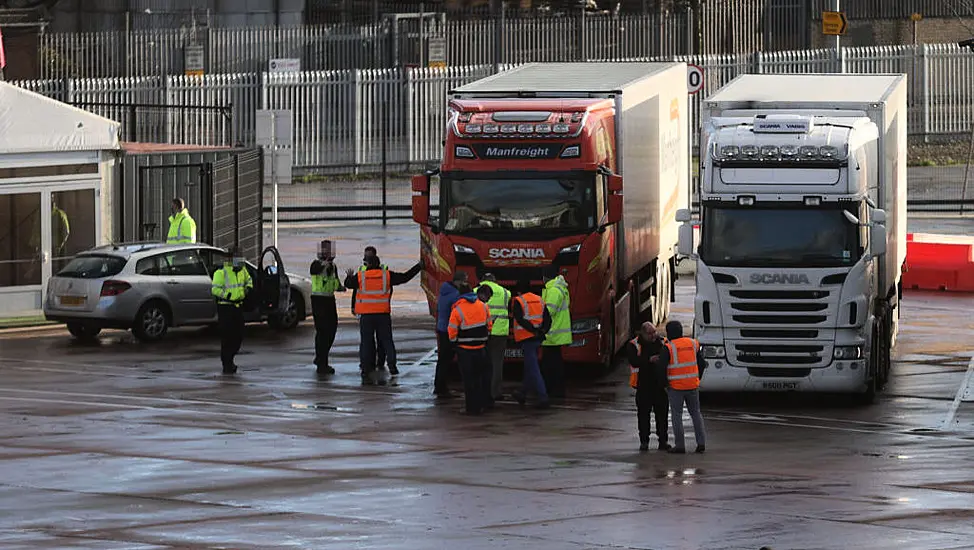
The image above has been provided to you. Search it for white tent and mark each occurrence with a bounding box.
[0,81,121,317]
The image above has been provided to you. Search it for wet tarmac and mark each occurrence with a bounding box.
[2,222,974,549]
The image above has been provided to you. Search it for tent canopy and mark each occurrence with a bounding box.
[0,81,121,155]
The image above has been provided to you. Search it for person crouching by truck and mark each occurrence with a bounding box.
[310,241,345,376]
[511,279,552,409]
[434,271,468,398]
[627,322,671,452]
[448,282,494,414]
[660,320,707,454]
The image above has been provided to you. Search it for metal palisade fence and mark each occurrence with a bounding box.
[14,43,974,173]
[39,4,810,80]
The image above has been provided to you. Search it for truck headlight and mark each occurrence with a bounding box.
[700,345,725,358]
[571,318,600,334]
[559,244,581,254]
[453,244,475,254]
[834,345,863,360]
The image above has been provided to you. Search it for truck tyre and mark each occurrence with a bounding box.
[655,259,672,325]
[856,322,881,405]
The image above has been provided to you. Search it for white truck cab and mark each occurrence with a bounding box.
[678,74,907,402]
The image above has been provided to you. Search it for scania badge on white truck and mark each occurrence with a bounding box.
[677,74,907,402]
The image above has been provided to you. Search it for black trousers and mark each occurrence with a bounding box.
[359,313,396,373]
[217,303,244,371]
[635,387,669,445]
[541,345,566,398]
[312,296,338,367]
[457,347,490,414]
[434,331,455,394]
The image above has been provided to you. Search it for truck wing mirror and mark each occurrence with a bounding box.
[606,194,623,225]
[676,208,692,223]
[871,208,887,225]
[412,195,430,226]
[607,174,623,193]
[678,222,694,257]
[870,224,887,257]
[411,174,429,193]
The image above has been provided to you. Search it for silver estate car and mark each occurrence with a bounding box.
[43,243,313,342]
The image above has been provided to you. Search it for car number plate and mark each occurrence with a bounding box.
[504,348,523,358]
[762,381,800,391]
[59,295,86,306]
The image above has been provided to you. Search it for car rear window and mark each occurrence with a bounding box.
[56,255,127,279]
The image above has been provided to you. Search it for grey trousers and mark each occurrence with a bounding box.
[486,335,507,399]
[668,388,706,449]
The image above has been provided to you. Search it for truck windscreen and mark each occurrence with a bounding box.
[441,175,596,234]
[700,205,862,268]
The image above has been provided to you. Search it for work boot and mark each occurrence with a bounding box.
[222,364,237,375]
[658,442,673,451]
[388,365,399,376]
[639,441,649,452]
[316,364,336,376]
[668,447,686,454]
[695,445,706,454]
[360,370,375,385]
[512,391,527,406]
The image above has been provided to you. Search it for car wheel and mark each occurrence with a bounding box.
[132,301,170,342]
[66,322,101,341]
[269,290,302,330]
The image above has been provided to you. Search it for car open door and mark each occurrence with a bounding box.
[257,246,290,316]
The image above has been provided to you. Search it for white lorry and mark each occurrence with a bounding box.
[676,74,907,402]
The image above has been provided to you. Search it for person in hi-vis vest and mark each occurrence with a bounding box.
[659,321,708,454]
[211,246,253,375]
[344,255,421,385]
[541,266,571,398]
[474,272,512,402]
[167,198,197,244]
[310,243,345,376]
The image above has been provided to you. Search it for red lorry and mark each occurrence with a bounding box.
[411,62,689,368]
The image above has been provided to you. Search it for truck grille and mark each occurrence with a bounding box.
[729,289,831,325]
[730,290,830,300]
[736,343,824,365]
[740,329,819,339]
[733,314,828,324]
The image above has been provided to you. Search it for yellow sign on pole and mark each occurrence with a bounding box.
[911,13,923,22]
[822,11,848,36]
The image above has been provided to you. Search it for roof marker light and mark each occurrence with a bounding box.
[465,124,482,134]
[553,124,570,133]
[741,145,759,157]
[483,124,499,134]
[500,124,517,134]
[517,124,534,134]
[535,123,552,133]
[780,145,798,157]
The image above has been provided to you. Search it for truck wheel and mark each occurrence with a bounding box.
[652,260,671,326]
[855,323,880,405]
[878,313,892,389]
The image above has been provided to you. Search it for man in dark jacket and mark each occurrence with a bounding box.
[434,271,467,397]
[627,321,671,452]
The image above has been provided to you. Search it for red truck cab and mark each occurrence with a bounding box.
[412,97,623,366]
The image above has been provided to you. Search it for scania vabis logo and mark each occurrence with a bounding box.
[749,273,810,284]
[488,248,546,259]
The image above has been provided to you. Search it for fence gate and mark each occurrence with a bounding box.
[211,149,263,262]
[136,163,212,243]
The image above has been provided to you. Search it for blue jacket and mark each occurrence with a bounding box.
[436,282,461,332]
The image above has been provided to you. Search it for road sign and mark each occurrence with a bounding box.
[256,109,293,148]
[428,35,446,68]
[822,11,848,36]
[269,58,301,73]
[687,64,704,95]
[911,13,922,22]
[184,44,204,76]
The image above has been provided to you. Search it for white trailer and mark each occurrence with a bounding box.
[677,74,907,402]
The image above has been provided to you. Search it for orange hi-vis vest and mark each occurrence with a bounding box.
[629,337,641,388]
[448,299,492,349]
[355,268,391,314]
[513,293,544,343]
[665,337,700,390]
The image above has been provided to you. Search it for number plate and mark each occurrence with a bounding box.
[504,348,523,358]
[762,381,800,391]
[59,295,86,306]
